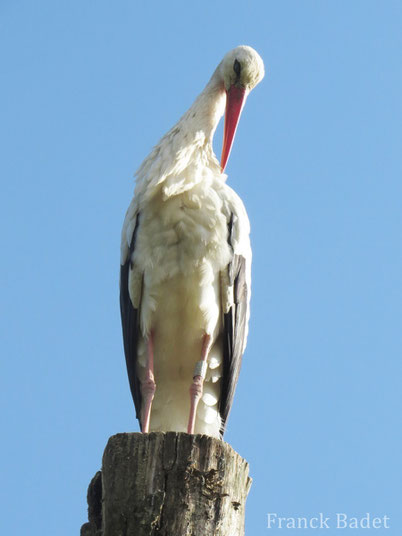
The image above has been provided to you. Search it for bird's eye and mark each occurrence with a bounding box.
[233,59,241,77]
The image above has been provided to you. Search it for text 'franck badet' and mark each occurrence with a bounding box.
[267,512,390,529]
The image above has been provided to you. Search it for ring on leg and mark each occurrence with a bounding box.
[187,334,211,434]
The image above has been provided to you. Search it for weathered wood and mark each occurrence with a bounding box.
[80,471,102,536]
[81,432,251,536]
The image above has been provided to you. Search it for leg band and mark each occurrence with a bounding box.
[193,360,208,379]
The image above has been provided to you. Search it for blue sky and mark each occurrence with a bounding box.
[1,1,401,534]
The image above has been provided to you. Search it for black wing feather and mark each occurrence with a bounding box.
[219,214,248,434]
[119,213,142,428]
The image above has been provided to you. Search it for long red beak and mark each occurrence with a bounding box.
[220,85,247,172]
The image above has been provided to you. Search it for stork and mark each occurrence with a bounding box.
[120,45,264,438]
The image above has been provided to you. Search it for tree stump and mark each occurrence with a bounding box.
[81,432,251,536]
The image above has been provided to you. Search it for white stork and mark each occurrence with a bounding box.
[120,45,264,438]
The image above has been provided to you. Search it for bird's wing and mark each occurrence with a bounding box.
[219,205,251,434]
[120,208,143,428]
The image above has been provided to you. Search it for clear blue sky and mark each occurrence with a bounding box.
[1,1,401,534]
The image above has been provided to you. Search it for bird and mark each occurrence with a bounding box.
[120,45,264,438]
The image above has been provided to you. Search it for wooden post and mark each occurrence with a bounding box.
[81,432,251,536]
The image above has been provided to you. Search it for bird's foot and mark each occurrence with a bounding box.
[187,334,211,434]
[141,374,156,433]
[187,375,203,434]
[141,332,156,433]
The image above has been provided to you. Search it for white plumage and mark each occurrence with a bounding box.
[120,46,264,438]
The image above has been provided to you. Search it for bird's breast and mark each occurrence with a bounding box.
[129,187,231,438]
[130,186,232,341]
[134,188,232,283]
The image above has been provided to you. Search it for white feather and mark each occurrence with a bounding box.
[121,46,264,437]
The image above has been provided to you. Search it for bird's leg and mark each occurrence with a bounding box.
[141,331,156,433]
[187,334,211,434]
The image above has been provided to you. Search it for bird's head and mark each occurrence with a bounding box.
[219,45,265,92]
[218,46,264,172]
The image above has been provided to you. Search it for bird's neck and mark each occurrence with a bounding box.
[134,71,227,202]
[181,72,226,143]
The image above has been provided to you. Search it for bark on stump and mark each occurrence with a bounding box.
[81,432,251,536]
